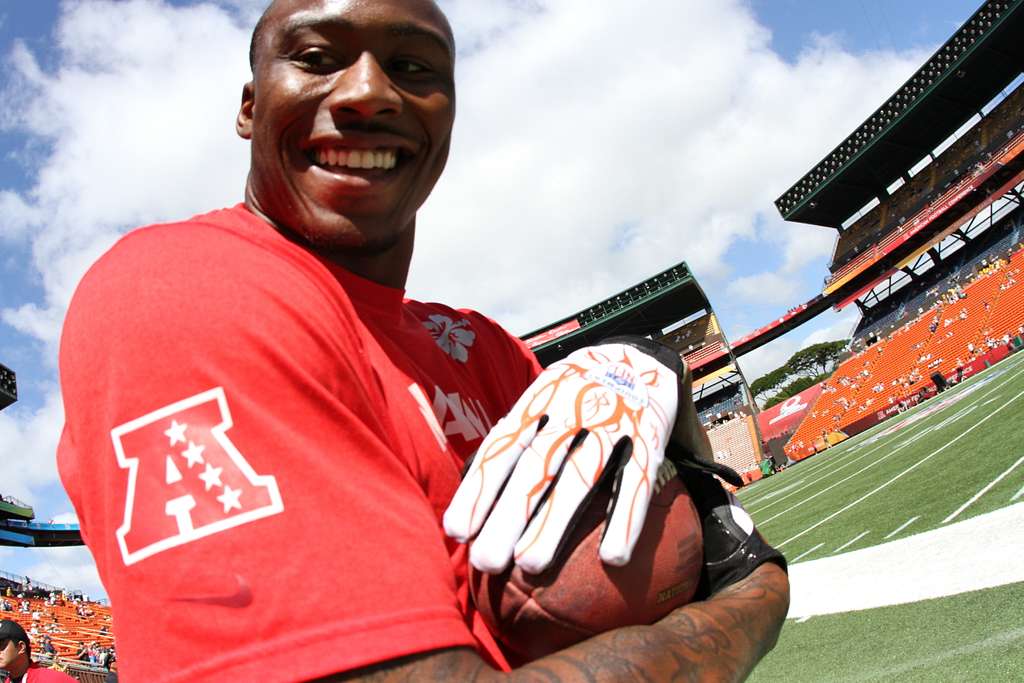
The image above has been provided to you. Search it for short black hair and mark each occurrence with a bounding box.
[248,4,273,72]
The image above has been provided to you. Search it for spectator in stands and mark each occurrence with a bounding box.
[54,0,788,680]
[0,619,75,682]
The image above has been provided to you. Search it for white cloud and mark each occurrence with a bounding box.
[1,0,930,346]
[800,311,859,347]
[727,271,801,306]
[0,190,42,242]
[0,385,64,503]
[49,511,79,525]
[736,309,859,382]
[20,546,105,600]
[1,1,253,362]
[736,338,794,386]
[412,0,928,333]
[0,1,938,594]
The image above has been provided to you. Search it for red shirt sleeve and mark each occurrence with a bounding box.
[58,219,476,681]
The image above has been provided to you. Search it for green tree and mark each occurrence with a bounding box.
[749,339,850,408]
[749,366,790,402]
[787,340,848,379]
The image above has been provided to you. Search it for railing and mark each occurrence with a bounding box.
[0,494,30,509]
[0,569,67,594]
[824,129,1024,292]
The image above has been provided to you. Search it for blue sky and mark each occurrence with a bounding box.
[0,0,984,598]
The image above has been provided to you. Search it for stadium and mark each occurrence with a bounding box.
[2,0,1023,680]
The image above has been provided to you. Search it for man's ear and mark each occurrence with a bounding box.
[236,81,255,140]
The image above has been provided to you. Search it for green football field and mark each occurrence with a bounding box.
[740,349,1024,682]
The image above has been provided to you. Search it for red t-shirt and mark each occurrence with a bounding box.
[14,662,78,683]
[57,205,541,682]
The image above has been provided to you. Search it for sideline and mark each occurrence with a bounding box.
[846,625,1024,682]
[777,382,1024,547]
[787,502,1024,619]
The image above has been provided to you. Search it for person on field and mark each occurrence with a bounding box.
[57,1,788,680]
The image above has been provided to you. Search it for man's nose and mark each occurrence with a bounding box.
[326,52,402,119]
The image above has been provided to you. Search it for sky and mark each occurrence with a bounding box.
[0,0,985,600]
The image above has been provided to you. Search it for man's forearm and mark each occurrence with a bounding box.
[521,562,789,682]
[331,563,789,682]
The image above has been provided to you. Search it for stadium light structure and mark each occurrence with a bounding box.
[0,362,16,411]
[775,0,1023,225]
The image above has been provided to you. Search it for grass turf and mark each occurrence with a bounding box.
[738,350,1024,681]
[750,580,1024,682]
[739,350,1024,561]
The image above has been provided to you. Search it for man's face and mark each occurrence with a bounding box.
[238,0,456,255]
[0,637,25,671]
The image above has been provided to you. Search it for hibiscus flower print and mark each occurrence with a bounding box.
[423,314,476,363]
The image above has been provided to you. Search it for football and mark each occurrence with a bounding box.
[469,460,704,664]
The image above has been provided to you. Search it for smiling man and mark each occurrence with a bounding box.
[56,1,787,681]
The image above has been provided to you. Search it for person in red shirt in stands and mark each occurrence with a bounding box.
[0,620,75,683]
[57,0,787,680]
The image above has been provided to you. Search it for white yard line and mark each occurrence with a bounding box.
[778,384,1024,548]
[883,515,919,540]
[847,626,1024,682]
[747,441,890,516]
[788,502,1024,619]
[760,440,914,527]
[942,454,1024,524]
[1012,483,1024,502]
[753,359,1021,522]
[833,530,869,553]
[746,354,1024,514]
[790,542,824,563]
[745,480,806,504]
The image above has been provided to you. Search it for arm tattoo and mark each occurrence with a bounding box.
[320,564,789,683]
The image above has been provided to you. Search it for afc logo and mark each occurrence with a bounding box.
[111,387,283,565]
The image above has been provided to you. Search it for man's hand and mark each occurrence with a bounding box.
[678,466,787,596]
[663,358,787,595]
[444,340,681,574]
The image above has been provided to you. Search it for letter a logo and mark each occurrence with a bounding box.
[111,387,284,565]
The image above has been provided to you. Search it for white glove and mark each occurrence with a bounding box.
[443,341,681,574]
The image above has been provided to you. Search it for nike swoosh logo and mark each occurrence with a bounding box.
[172,574,253,608]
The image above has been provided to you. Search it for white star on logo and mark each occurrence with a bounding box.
[197,463,224,492]
[164,420,188,446]
[180,441,205,469]
[216,485,242,513]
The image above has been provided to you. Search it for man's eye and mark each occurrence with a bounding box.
[390,59,429,75]
[295,49,338,69]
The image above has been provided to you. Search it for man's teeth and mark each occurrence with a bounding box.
[315,148,398,170]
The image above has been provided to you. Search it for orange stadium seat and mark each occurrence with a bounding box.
[785,245,1024,459]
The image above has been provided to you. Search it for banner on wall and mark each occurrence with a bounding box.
[757,382,825,443]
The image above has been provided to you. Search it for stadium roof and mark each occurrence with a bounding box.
[521,262,709,366]
[775,0,1024,227]
[0,362,15,411]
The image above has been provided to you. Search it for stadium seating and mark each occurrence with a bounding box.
[786,243,1024,458]
[0,591,114,665]
[832,82,1024,271]
[706,414,762,475]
